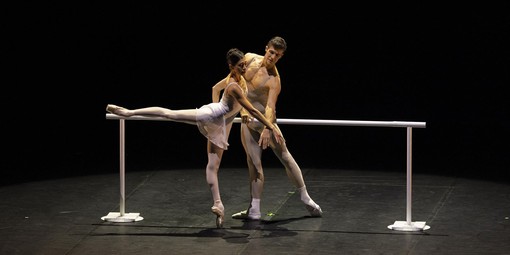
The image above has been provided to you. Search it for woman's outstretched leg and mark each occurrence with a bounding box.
[106,104,197,125]
[106,104,134,117]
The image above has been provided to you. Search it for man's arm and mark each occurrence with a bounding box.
[256,75,282,149]
[264,75,281,123]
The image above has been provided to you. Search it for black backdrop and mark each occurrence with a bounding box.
[3,3,509,185]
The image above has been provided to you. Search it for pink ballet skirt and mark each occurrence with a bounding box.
[196,101,230,150]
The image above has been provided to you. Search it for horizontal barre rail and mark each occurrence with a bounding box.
[105,114,426,128]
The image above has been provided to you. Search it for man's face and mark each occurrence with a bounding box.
[264,46,284,67]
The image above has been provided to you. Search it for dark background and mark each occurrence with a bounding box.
[3,3,509,186]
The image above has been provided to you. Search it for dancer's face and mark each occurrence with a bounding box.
[234,59,247,75]
[264,46,284,68]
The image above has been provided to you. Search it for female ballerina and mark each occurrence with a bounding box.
[106,48,284,228]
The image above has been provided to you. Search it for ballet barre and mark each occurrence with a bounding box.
[104,114,429,231]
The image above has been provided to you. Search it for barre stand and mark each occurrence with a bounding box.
[102,119,143,222]
[387,127,430,231]
[104,114,429,229]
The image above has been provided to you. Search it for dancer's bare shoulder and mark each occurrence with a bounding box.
[244,52,260,63]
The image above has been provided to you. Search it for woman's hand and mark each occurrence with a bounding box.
[241,115,254,124]
[271,125,284,145]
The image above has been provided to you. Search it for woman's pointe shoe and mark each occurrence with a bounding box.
[106,104,129,117]
[211,206,224,228]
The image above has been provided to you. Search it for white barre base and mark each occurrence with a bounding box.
[101,212,144,222]
[388,221,430,231]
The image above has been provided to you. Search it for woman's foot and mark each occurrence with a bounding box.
[106,104,131,117]
[211,205,225,228]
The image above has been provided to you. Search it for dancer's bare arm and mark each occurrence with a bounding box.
[212,78,228,103]
[228,83,283,144]
[265,75,281,123]
[257,74,282,148]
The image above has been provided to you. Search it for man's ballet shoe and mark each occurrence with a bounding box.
[231,209,261,220]
[231,210,247,219]
[305,203,323,217]
[211,206,224,228]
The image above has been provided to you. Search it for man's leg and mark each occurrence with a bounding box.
[232,124,264,220]
[269,125,322,217]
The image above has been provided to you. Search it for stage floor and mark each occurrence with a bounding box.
[1,167,509,254]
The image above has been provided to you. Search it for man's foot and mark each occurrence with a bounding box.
[211,206,225,228]
[231,210,247,219]
[231,209,261,220]
[305,202,323,217]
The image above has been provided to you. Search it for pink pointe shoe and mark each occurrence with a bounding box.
[211,206,225,228]
[106,104,129,117]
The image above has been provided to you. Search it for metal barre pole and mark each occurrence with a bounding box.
[105,114,426,128]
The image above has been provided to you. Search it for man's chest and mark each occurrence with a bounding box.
[246,68,275,91]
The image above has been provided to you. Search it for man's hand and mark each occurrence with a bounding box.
[258,128,272,149]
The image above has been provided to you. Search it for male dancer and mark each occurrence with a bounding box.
[233,36,322,220]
